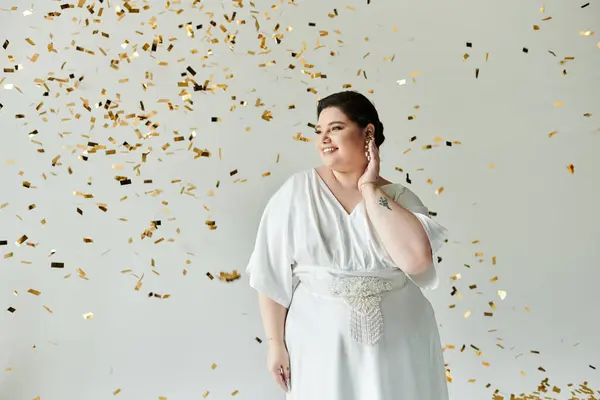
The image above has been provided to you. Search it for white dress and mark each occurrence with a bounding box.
[246,169,449,400]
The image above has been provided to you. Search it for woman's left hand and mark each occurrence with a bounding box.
[358,140,380,191]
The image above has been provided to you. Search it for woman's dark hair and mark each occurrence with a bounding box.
[317,90,385,148]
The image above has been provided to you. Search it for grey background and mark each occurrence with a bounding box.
[1,0,599,399]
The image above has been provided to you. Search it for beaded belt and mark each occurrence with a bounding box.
[328,276,395,345]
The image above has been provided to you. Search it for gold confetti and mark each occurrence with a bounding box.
[16,234,28,245]
[498,290,507,300]
[464,310,471,318]
[113,388,121,395]
[219,270,241,282]
[261,110,273,121]
[553,101,564,107]
[27,289,41,296]
[548,130,558,137]
[567,163,575,174]
[580,30,595,36]
[435,187,444,195]
[83,312,94,319]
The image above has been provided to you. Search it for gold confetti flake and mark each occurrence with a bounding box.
[231,390,239,396]
[219,270,241,282]
[579,30,595,36]
[567,163,575,174]
[113,388,121,395]
[464,310,471,318]
[498,290,507,300]
[83,312,94,320]
[16,234,28,245]
[553,101,564,107]
[261,110,273,121]
[435,187,444,195]
[27,289,41,296]
[445,370,453,382]
[548,130,558,137]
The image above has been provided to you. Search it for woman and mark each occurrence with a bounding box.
[246,90,449,399]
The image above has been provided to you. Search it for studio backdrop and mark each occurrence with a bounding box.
[1,0,599,399]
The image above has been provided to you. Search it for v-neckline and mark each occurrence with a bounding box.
[312,168,393,217]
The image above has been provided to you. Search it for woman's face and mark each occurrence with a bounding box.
[315,107,371,171]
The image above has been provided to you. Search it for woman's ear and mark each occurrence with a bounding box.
[365,123,375,139]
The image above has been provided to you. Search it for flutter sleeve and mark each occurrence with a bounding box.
[245,179,295,308]
[394,186,448,290]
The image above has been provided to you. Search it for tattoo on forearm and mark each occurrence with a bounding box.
[378,197,392,210]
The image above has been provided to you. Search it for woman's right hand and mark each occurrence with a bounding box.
[267,341,291,392]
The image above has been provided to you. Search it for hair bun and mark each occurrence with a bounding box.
[374,121,385,147]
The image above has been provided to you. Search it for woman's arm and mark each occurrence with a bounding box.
[361,183,432,275]
[258,292,288,346]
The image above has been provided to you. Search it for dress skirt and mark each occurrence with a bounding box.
[284,274,448,400]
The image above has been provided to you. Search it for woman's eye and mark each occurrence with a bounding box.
[331,126,341,131]
[315,131,321,135]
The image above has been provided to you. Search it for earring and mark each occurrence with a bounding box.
[365,136,371,161]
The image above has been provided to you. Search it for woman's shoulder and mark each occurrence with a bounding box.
[380,179,407,197]
[267,170,310,202]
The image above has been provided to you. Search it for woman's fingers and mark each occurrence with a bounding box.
[272,366,289,392]
[284,367,291,391]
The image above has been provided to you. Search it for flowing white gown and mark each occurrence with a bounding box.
[246,168,449,400]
